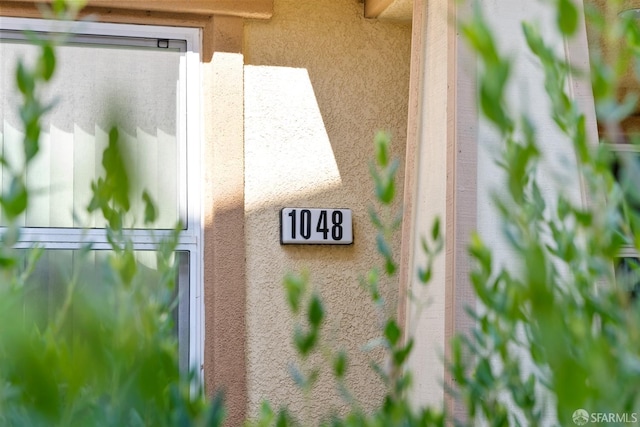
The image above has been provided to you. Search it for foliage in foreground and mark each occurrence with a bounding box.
[4,0,640,426]
[0,2,223,425]
[452,0,640,425]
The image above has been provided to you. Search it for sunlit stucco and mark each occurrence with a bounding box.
[243,0,411,419]
[244,66,342,211]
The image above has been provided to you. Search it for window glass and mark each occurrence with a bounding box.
[0,18,202,378]
[0,35,184,229]
[608,150,640,243]
[615,257,640,301]
[20,249,190,374]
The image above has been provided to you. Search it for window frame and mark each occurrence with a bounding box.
[0,16,204,380]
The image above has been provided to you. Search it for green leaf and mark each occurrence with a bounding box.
[392,339,413,366]
[374,131,390,167]
[0,249,17,268]
[16,61,34,96]
[385,257,397,276]
[373,159,399,205]
[364,268,381,302]
[284,273,306,314]
[460,10,500,65]
[418,266,432,284]
[376,178,395,205]
[376,233,397,276]
[531,182,545,215]
[24,119,40,162]
[293,327,317,357]
[258,401,275,425]
[557,0,578,36]
[431,217,441,241]
[307,294,324,328]
[368,206,383,229]
[110,246,137,286]
[384,319,401,346]
[333,350,347,379]
[474,358,493,388]
[52,0,67,14]
[101,127,131,212]
[142,191,157,224]
[450,337,467,386]
[468,232,491,273]
[275,408,292,427]
[574,114,588,163]
[2,177,28,220]
[39,44,56,81]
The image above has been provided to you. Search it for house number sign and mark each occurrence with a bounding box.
[280,208,353,245]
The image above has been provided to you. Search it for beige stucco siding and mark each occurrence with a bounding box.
[243,0,411,418]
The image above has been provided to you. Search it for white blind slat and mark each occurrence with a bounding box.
[137,127,159,227]
[3,120,26,227]
[73,124,96,227]
[26,127,51,227]
[94,126,109,229]
[157,129,178,229]
[49,125,74,227]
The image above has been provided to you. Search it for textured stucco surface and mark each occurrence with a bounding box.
[202,51,248,426]
[243,0,411,419]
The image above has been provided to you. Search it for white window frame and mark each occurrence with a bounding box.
[0,17,204,381]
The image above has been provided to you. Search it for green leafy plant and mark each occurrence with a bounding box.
[452,1,640,425]
[0,2,224,425]
[7,1,640,426]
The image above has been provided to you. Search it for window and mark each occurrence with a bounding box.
[591,8,640,302]
[612,149,640,302]
[615,256,640,302]
[0,17,203,376]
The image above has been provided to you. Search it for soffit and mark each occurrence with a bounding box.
[364,0,412,21]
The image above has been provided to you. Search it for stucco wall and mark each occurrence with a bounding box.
[243,0,411,419]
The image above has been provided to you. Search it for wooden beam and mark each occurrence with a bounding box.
[1,0,273,19]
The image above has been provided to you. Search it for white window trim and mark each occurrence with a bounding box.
[0,17,204,382]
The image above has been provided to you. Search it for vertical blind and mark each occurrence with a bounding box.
[0,25,193,373]
[0,35,184,229]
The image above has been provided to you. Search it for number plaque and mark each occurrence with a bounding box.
[280,208,353,245]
